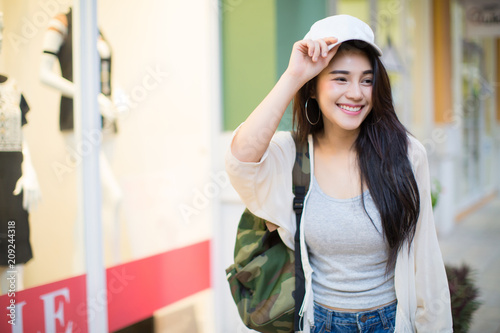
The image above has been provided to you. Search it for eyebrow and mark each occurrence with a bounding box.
[329,70,373,75]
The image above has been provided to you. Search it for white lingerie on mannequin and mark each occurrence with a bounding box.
[40,12,123,273]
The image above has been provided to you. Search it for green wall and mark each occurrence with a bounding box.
[222,0,277,131]
[222,0,327,131]
[276,0,328,129]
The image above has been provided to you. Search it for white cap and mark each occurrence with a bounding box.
[303,15,382,56]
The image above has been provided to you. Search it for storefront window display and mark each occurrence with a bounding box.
[0,11,41,297]
[0,0,215,332]
[458,39,497,202]
[461,40,484,197]
[453,0,498,209]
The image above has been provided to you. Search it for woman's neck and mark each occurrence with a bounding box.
[315,125,359,155]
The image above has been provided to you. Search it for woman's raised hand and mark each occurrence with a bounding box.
[285,37,339,85]
[230,38,339,163]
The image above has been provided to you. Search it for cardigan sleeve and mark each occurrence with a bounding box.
[225,128,297,249]
[409,136,453,332]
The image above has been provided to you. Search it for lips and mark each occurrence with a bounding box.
[337,104,363,115]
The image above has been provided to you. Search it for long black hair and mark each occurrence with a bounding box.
[293,40,420,273]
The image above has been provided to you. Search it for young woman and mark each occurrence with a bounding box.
[226,15,452,332]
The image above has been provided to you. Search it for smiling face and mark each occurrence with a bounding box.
[314,48,373,135]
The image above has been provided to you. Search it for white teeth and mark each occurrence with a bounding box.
[339,104,362,112]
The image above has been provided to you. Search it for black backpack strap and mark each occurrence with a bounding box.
[292,134,311,193]
[291,132,310,332]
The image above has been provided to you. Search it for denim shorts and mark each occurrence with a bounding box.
[311,300,397,333]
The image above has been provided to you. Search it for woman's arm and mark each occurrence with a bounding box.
[226,131,297,247]
[231,37,339,163]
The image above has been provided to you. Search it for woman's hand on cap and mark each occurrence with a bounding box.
[285,37,339,85]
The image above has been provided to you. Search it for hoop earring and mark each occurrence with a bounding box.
[305,98,320,126]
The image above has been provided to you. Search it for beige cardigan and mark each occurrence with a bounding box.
[226,130,453,333]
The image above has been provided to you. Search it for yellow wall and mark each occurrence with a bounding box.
[410,0,433,136]
[432,0,453,124]
[338,0,370,23]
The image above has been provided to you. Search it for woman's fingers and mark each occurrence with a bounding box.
[305,39,315,58]
[304,37,338,62]
[318,38,329,57]
[312,40,322,61]
[325,43,340,63]
[324,37,338,46]
[304,40,322,62]
[286,37,339,81]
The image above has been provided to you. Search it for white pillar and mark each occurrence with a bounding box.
[73,1,108,332]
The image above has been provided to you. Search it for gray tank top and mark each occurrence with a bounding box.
[304,175,396,309]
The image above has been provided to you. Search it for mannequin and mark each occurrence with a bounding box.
[0,12,41,294]
[40,8,123,272]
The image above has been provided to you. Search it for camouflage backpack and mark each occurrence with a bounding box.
[226,133,310,333]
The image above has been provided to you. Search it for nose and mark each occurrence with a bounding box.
[345,82,363,100]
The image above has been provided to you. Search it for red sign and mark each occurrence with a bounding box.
[0,240,211,332]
